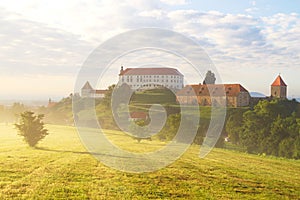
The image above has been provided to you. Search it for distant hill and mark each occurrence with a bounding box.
[287,97,300,102]
[250,92,267,98]
[0,99,49,106]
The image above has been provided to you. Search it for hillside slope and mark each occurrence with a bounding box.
[0,124,299,199]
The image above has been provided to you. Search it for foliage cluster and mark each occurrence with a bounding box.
[226,99,300,159]
[14,111,49,147]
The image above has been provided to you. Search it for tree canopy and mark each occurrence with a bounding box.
[226,99,300,159]
[15,111,49,147]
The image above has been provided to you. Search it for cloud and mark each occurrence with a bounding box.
[0,7,93,76]
[0,1,300,98]
[165,10,300,69]
[245,7,259,14]
[159,0,188,6]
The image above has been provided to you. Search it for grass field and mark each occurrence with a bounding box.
[0,123,300,199]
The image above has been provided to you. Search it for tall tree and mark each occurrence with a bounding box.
[15,111,49,147]
[203,70,216,84]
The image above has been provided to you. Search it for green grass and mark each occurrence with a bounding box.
[0,123,299,199]
[130,89,177,104]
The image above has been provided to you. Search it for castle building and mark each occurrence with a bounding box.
[81,81,107,98]
[176,84,250,107]
[118,66,184,91]
[271,75,287,99]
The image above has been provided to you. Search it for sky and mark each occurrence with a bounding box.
[0,0,299,101]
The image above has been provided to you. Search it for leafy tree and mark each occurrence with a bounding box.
[203,70,216,84]
[15,111,49,147]
[128,119,151,142]
[225,109,246,144]
[102,84,116,107]
[237,100,300,158]
[293,136,300,159]
[279,138,294,158]
[156,114,181,141]
[194,119,209,145]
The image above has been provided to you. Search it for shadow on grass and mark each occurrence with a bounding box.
[35,146,133,159]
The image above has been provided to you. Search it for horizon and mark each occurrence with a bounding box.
[0,68,299,104]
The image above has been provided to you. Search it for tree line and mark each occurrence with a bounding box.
[226,99,300,159]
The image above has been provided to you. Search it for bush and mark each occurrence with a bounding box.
[15,111,49,147]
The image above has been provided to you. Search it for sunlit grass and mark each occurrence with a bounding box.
[0,123,299,199]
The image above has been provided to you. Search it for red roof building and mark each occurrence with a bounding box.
[129,112,148,121]
[176,84,250,107]
[119,67,183,76]
[271,75,287,99]
[81,81,108,98]
[271,75,287,86]
[118,66,184,91]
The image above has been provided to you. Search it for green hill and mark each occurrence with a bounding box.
[0,124,299,199]
[130,88,177,104]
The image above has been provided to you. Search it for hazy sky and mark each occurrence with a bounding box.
[0,0,299,100]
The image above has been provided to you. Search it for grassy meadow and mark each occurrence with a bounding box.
[0,123,300,199]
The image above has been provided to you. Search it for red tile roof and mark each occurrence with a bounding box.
[119,67,183,76]
[95,90,108,94]
[176,84,249,97]
[271,75,287,86]
[130,112,148,119]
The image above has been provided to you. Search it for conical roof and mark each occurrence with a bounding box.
[271,75,287,86]
[82,81,93,89]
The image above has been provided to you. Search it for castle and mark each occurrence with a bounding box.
[81,81,108,98]
[118,66,184,91]
[176,84,250,107]
[81,67,287,107]
[176,74,287,107]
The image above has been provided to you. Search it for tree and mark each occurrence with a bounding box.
[238,100,300,158]
[156,114,181,141]
[203,70,216,84]
[15,111,49,147]
[225,109,246,144]
[102,84,116,107]
[128,119,151,142]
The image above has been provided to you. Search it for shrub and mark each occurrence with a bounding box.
[15,111,49,147]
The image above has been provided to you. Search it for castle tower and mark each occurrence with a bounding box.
[81,81,93,97]
[119,66,124,75]
[271,75,287,99]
